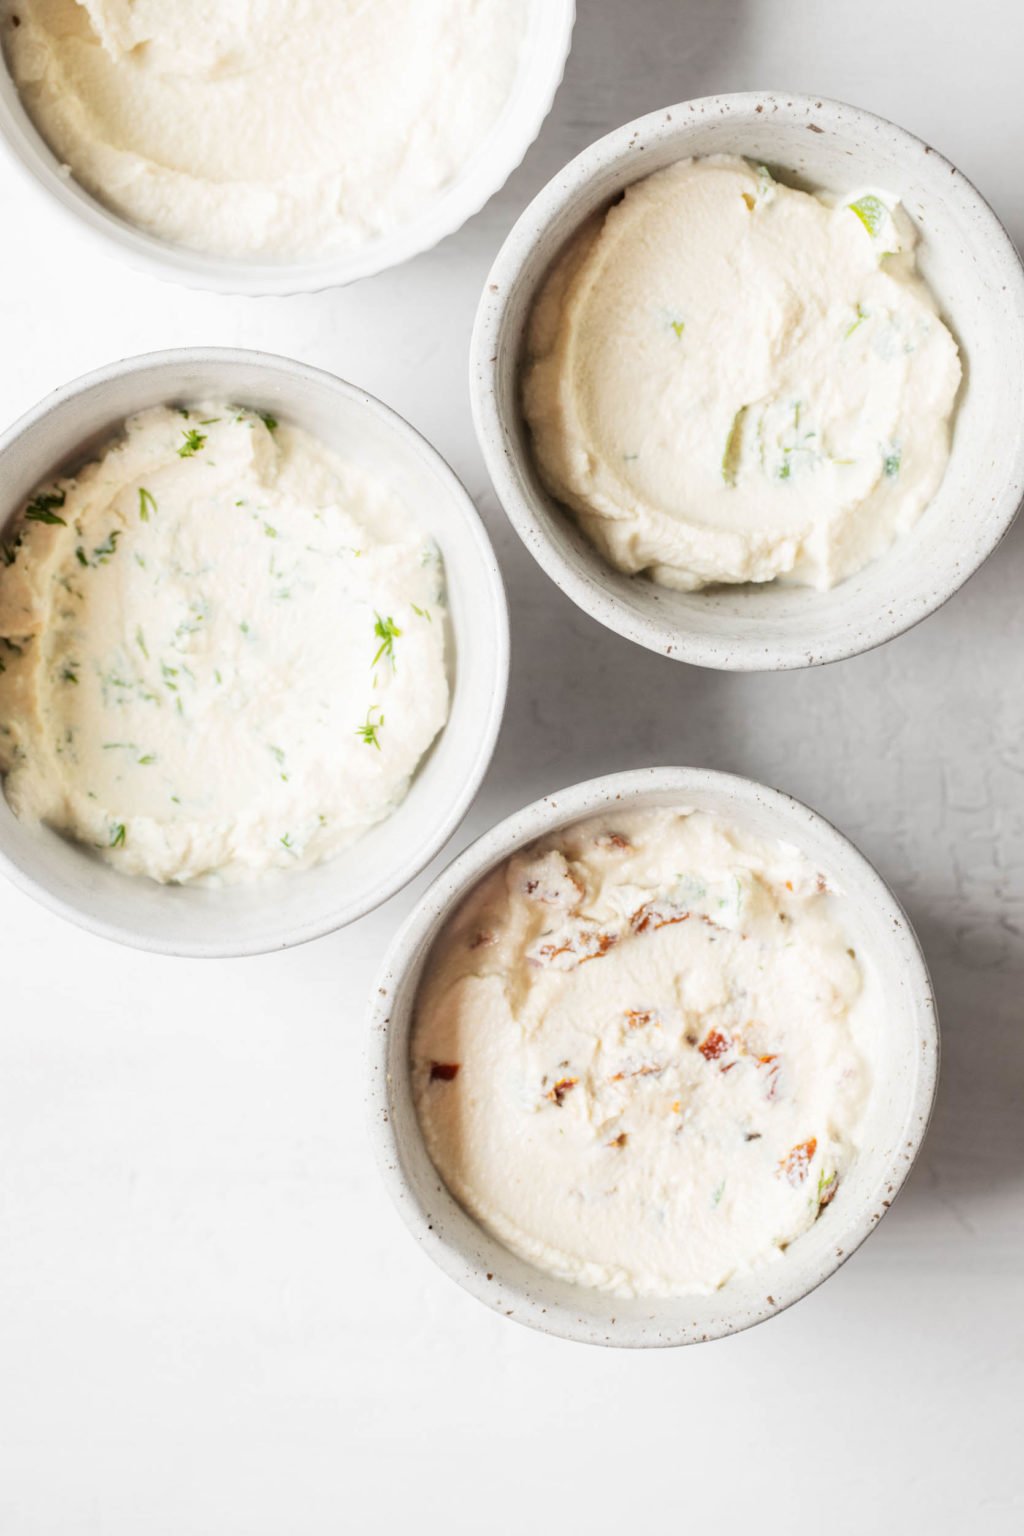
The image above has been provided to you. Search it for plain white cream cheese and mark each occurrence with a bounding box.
[2,0,528,259]
[412,809,873,1298]
[523,156,962,591]
[0,405,449,883]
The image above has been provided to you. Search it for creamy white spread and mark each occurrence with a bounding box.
[523,156,962,591]
[2,0,527,259]
[0,406,449,883]
[412,809,873,1297]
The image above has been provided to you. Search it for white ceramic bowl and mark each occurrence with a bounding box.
[0,2,575,296]
[471,92,1024,671]
[0,348,509,956]
[368,766,938,1347]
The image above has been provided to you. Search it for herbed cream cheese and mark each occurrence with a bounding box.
[0,405,449,884]
[2,0,527,259]
[523,156,962,591]
[412,809,873,1298]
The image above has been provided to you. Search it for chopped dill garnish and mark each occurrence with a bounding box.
[135,626,148,658]
[356,705,384,750]
[75,547,88,568]
[280,833,294,850]
[371,613,402,669]
[109,823,126,849]
[670,318,685,340]
[845,303,868,339]
[138,487,157,521]
[259,412,279,432]
[1,537,20,567]
[883,448,902,478]
[92,531,120,563]
[411,604,432,622]
[264,523,278,538]
[178,428,207,458]
[722,406,748,486]
[24,489,67,525]
[60,666,78,685]
[198,418,221,426]
[138,755,155,766]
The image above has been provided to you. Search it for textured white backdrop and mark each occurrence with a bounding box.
[1,2,1022,1531]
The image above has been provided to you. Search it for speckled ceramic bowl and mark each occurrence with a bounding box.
[368,767,938,1347]
[471,92,1024,671]
[0,1,575,295]
[0,348,509,956]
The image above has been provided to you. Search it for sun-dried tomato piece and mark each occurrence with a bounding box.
[755,1052,780,1099]
[608,1132,629,1148]
[625,1008,654,1029]
[429,1062,460,1082]
[630,902,690,934]
[698,1029,729,1061]
[609,1063,664,1082]
[779,1137,817,1185]
[547,1076,578,1106]
[469,929,496,950]
[597,832,632,851]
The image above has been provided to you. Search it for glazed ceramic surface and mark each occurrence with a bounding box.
[0,349,509,955]
[368,767,938,1346]
[472,92,1024,670]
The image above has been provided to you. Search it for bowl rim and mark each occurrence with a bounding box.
[0,345,511,958]
[0,1,576,296]
[470,89,1024,672]
[367,765,940,1347]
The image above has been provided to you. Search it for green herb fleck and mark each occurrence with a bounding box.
[371,613,402,669]
[75,547,88,568]
[138,755,155,766]
[411,603,432,622]
[178,428,207,458]
[138,487,157,522]
[722,406,748,486]
[1,536,20,567]
[135,626,148,659]
[883,448,902,478]
[92,531,120,563]
[848,195,888,238]
[712,1179,726,1207]
[24,489,67,525]
[845,303,869,339]
[670,318,685,340]
[109,823,126,849]
[258,412,279,432]
[60,666,78,685]
[356,705,384,750]
[239,621,250,636]
[264,523,278,539]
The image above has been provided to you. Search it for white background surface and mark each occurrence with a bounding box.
[1,2,1022,1531]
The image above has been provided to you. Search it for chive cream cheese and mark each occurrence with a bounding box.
[523,156,962,591]
[0,406,449,884]
[412,809,873,1298]
[2,0,527,259]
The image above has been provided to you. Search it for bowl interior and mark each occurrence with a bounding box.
[477,94,1024,669]
[0,352,507,954]
[0,0,574,294]
[373,769,937,1346]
